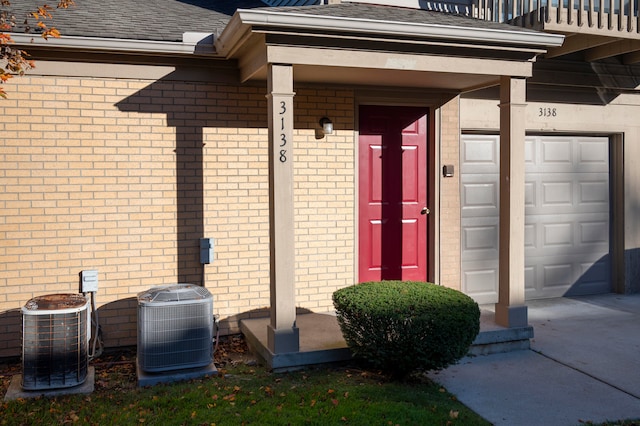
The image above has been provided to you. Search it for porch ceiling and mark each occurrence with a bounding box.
[239,43,532,91]
[261,63,503,91]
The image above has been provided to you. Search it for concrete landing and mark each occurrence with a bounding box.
[4,367,95,401]
[241,313,352,371]
[241,309,531,370]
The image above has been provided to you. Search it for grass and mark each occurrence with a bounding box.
[3,336,638,426]
[0,336,491,426]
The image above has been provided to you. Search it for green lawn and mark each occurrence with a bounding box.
[1,339,491,426]
[3,337,637,426]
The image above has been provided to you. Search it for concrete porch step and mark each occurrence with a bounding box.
[469,308,533,355]
[240,309,533,371]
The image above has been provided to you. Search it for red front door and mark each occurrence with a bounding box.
[358,105,429,282]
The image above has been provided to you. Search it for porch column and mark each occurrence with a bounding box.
[495,76,528,328]
[266,63,299,353]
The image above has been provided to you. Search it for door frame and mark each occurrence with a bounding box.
[355,98,438,283]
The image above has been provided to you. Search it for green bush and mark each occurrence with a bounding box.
[333,281,480,379]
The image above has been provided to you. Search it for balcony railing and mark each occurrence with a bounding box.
[473,0,640,35]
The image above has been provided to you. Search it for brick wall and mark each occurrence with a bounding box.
[438,96,461,290]
[0,72,357,357]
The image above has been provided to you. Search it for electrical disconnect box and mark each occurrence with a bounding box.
[200,238,214,264]
[81,270,99,293]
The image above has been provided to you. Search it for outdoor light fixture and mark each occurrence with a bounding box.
[319,117,333,135]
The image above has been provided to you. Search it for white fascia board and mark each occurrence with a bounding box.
[8,33,216,55]
[236,9,565,48]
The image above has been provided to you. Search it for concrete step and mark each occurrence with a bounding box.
[469,308,533,355]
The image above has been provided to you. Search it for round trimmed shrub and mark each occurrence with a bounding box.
[333,281,480,379]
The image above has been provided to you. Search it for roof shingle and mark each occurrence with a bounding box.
[3,1,538,42]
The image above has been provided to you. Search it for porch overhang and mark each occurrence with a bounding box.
[216,7,564,92]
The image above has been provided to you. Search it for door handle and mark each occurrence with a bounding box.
[420,207,430,215]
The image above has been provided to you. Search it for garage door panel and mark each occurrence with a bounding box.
[577,139,609,171]
[462,221,499,260]
[542,263,575,287]
[461,173,499,219]
[524,266,537,291]
[461,134,610,302]
[524,223,536,248]
[462,261,499,304]
[579,179,609,205]
[526,213,608,251]
[579,220,609,245]
[541,138,573,167]
[525,174,609,215]
[542,222,574,248]
[541,180,574,207]
[461,180,499,217]
[461,135,499,174]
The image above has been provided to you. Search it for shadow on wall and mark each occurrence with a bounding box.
[563,252,612,297]
[96,298,138,349]
[0,309,21,359]
[115,71,229,285]
[563,249,640,298]
[114,69,333,284]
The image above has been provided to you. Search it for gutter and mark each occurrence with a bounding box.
[8,32,216,56]
[234,9,565,48]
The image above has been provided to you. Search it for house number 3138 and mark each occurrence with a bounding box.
[279,101,287,163]
[538,107,557,117]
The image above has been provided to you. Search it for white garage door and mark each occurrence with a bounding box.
[461,135,611,304]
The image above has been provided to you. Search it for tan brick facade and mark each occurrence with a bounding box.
[0,70,362,357]
[0,66,462,358]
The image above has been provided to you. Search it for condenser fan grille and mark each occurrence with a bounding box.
[22,294,89,390]
[137,284,213,372]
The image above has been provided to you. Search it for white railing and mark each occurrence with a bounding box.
[473,0,640,33]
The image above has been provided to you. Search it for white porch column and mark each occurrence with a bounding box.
[266,63,299,353]
[495,76,528,328]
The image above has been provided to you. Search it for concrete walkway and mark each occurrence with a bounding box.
[428,294,640,426]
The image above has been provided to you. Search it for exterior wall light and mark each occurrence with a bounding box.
[319,117,333,135]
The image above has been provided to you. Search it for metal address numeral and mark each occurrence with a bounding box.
[279,101,287,162]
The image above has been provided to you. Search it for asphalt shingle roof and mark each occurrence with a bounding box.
[3,1,538,42]
[4,0,265,41]
[265,3,540,34]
